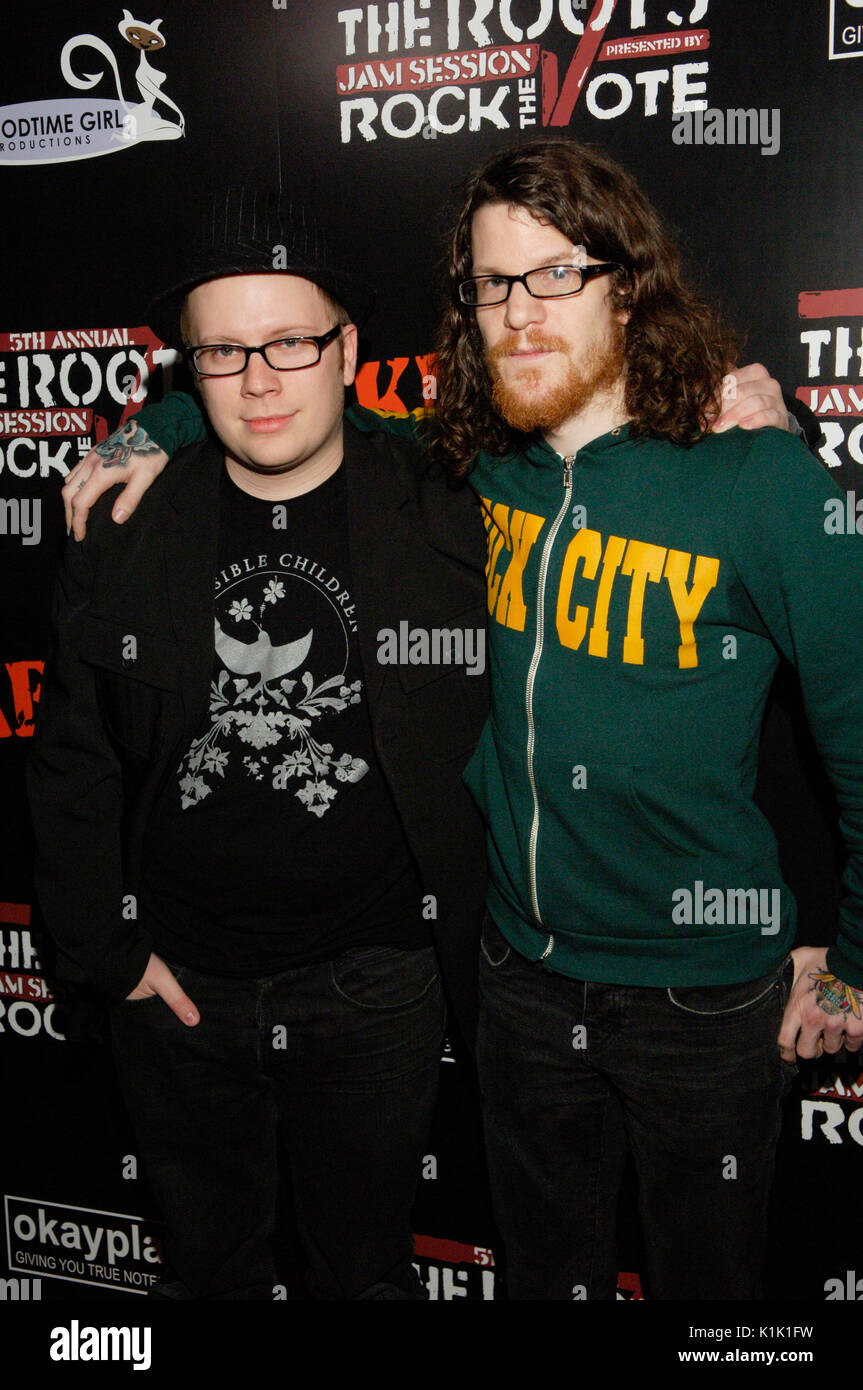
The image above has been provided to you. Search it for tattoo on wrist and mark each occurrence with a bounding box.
[809,970,863,1019]
[93,421,161,469]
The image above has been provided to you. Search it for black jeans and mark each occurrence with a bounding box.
[110,942,444,1300]
[476,915,795,1301]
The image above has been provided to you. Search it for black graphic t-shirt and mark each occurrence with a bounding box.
[142,462,427,975]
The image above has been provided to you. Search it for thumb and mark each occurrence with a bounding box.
[151,961,199,1026]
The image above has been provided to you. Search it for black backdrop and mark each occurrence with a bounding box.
[2,0,863,1319]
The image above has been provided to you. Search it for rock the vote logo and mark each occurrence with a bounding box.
[0,9,184,166]
[335,0,712,144]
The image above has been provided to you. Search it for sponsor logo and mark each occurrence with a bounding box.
[796,287,863,475]
[336,0,713,145]
[412,1234,496,1299]
[812,1072,863,1101]
[0,906,65,1039]
[5,1195,163,1293]
[0,327,179,491]
[829,0,863,60]
[0,9,185,166]
[800,1097,863,1147]
[411,1235,643,1299]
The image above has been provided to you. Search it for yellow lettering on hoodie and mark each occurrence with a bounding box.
[588,534,627,658]
[481,498,545,632]
[557,528,603,650]
[663,549,720,668]
[621,540,667,664]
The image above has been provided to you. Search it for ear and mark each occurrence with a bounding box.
[340,322,359,388]
[613,268,635,327]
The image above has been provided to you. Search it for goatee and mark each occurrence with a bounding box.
[488,328,626,434]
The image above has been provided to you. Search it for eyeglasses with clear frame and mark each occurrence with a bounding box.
[188,324,342,377]
[458,262,623,307]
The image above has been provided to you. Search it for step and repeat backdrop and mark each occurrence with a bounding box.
[1,0,862,1304]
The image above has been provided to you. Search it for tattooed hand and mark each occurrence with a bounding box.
[62,420,169,541]
[91,420,165,469]
[778,945,863,1063]
[810,970,863,1020]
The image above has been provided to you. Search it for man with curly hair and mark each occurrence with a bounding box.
[430,139,863,1300]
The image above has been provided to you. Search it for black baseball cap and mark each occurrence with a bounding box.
[149,186,375,349]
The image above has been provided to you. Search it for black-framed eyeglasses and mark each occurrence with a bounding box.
[188,324,342,377]
[458,262,623,307]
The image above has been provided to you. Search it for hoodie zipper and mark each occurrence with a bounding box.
[524,453,575,945]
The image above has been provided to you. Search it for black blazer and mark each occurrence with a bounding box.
[27,420,490,1037]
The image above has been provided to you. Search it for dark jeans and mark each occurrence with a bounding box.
[110,942,444,1300]
[476,915,795,1301]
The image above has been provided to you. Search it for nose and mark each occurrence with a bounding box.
[503,279,546,332]
[240,348,282,395]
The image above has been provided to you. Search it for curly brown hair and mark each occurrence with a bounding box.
[434,138,739,478]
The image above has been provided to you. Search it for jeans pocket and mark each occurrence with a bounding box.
[329,944,440,1011]
[666,961,786,1018]
[479,913,512,969]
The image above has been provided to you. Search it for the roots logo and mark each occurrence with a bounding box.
[412,1234,496,1298]
[829,0,863,60]
[0,10,185,166]
[335,0,712,145]
[5,1196,163,1293]
[0,904,66,1042]
[796,286,863,480]
[0,325,178,492]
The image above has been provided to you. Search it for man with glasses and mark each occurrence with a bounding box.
[54,146,833,1302]
[27,188,489,1300]
[427,139,863,1299]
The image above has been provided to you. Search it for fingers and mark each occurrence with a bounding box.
[126,955,199,1026]
[711,362,789,434]
[161,983,200,1028]
[61,439,169,540]
[777,1003,801,1063]
[151,960,199,1027]
[61,460,94,534]
[778,1002,851,1061]
[151,961,200,1028]
[726,361,771,387]
[64,449,122,541]
[717,400,788,432]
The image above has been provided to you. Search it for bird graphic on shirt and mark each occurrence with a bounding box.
[214,617,313,699]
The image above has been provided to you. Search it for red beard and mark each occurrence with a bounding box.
[488,327,625,434]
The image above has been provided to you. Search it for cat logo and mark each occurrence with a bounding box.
[0,10,185,166]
